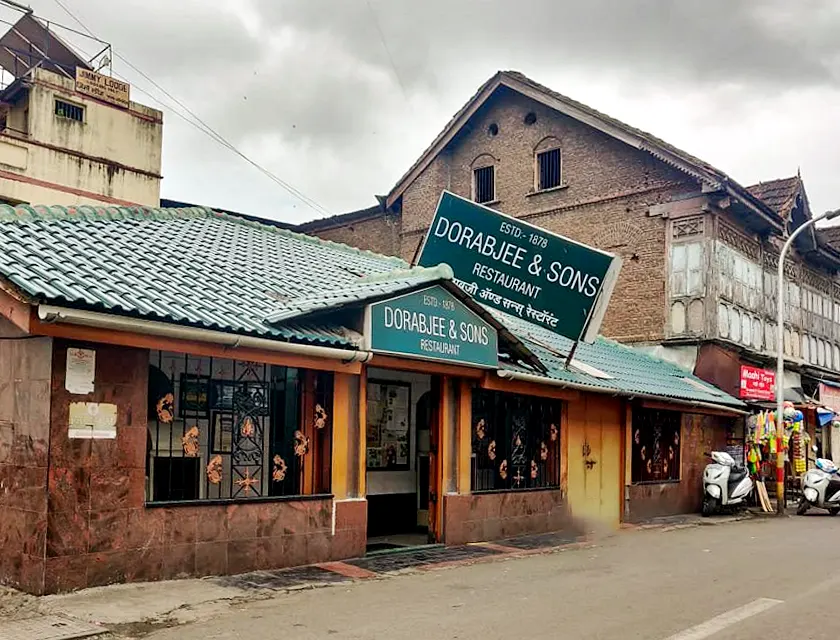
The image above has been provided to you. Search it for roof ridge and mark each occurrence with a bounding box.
[205,207,408,267]
[0,204,214,223]
[599,337,695,376]
[0,202,407,267]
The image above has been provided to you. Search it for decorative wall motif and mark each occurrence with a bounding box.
[672,216,704,238]
[471,391,561,492]
[718,221,760,261]
[272,455,287,482]
[206,455,223,485]
[182,426,200,457]
[147,351,333,504]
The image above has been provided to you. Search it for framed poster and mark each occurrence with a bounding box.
[179,374,209,416]
[366,381,411,470]
[211,411,233,454]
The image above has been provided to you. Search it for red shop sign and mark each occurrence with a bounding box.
[739,365,776,401]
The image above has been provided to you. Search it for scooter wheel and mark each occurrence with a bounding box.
[797,498,809,516]
[702,496,717,517]
[829,508,840,517]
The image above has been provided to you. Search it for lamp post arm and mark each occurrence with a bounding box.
[775,210,840,513]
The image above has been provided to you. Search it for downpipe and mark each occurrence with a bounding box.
[37,305,374,364]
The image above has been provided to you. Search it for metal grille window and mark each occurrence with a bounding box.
[536,148,561,190]
[55,99,84,122]
[471,390,561,492]
[473,165,495,204]
[146,351,333,504]
[631,407,681,483]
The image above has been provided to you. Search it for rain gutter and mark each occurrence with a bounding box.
[37,305,373,364]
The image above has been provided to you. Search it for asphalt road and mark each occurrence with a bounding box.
[145,515,840,640]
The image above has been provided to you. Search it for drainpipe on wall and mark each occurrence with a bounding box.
[37,305,374,364]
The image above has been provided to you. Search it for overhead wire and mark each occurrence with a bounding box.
[49,0,332,217]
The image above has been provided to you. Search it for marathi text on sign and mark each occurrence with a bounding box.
[416,191,621,342]
[75,67,130,108]
[739,365,775,401]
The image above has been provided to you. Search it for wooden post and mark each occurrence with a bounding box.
[457,379,472,494]
[331,373,351,500]
[358,368,367,498]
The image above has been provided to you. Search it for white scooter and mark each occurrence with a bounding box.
[798,454,840,516]
[702,451,754,516]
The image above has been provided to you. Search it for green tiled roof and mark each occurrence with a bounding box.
[0,204,744,409]
[494,310,745,408]
[0,204,405,346]
[264,264,454,323]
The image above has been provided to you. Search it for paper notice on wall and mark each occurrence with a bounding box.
[69,402,117,439]
[66,348,95,394]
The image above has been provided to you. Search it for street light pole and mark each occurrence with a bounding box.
[775,209,840,514]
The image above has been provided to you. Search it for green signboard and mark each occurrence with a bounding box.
[366,285,498,368]
[416,191,621,343]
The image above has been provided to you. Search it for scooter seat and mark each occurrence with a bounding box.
[728,465,748,484]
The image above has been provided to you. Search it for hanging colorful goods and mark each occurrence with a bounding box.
[475,419,486,440]
[182,426,200,457]
[540,441,549,461]
[530,460,538,479]
[313,404,329,429]
[488,440,497,461]
[206,455,223,485]
[550,423,558,442]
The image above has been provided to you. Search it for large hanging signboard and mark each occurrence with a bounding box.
[364,285,498,368]
[739,365,775,401]
[416,191,621,342]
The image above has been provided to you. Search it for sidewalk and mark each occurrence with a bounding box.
[0,514,757,639]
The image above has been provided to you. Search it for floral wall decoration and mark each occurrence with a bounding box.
[475,418,486,440]
[240,416,256,438]
[294,430,310,457]
[156,393,174,423]
[235,469,259,496]
[182,426,200,457]
[206,455,223,485]
[272,455,287,482]
[314,404,329,429]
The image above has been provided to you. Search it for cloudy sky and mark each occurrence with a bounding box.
[10,0,840,224]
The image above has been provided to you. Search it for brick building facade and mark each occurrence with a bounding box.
[304,71,840,395]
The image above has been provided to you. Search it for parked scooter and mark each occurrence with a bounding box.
[702,451,754,516]
[798,452,840,516]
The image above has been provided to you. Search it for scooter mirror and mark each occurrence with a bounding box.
[813,445,819,453]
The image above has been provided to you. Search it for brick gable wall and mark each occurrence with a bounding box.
[398,89,700,342]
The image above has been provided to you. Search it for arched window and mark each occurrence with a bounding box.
[470,154,497,204]
[534,136,562,191]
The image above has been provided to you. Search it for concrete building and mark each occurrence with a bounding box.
[0,14,162,207]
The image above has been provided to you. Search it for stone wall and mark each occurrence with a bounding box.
[0,316,52,593]
[42,339,366,594]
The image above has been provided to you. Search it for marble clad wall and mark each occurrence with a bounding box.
[42,340,366,594]
[0,316,52,594]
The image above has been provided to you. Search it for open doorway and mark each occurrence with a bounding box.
[365,370,438,552]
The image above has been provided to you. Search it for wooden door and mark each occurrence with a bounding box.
[567,396,622,530]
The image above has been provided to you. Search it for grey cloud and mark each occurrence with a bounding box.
[10,0,840,222]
